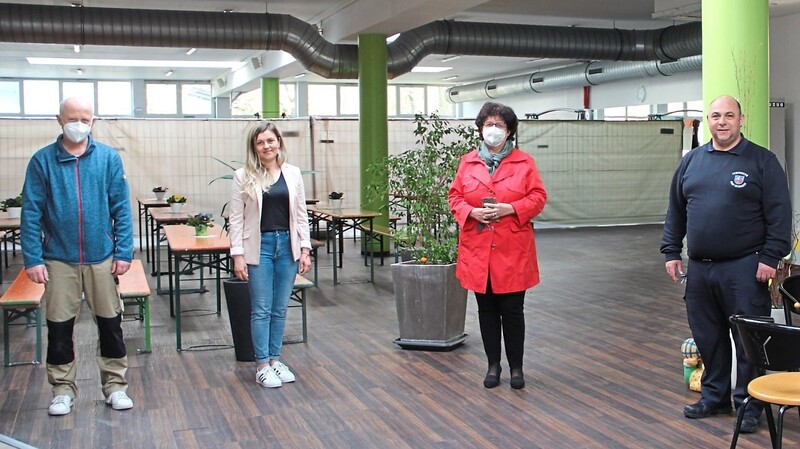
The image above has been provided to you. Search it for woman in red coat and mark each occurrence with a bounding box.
[448,102,547,389]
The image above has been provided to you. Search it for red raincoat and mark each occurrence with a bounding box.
[448,148,547,294]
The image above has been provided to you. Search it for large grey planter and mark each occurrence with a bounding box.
[392,261,468,350]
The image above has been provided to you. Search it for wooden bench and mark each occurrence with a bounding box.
[286,274,314,344]
[360,224,408,265]
[1,270,44,367]
[309,239,324,286]
[1,259,151,367]
[118,259,152,353]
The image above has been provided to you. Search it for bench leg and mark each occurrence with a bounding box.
[4,308,42,367]
[3,310,9,367]
[301,289,307,343]
[142,296,151,353]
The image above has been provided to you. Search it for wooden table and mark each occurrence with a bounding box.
[136,197,168,263]
[149,208,196,291]
[308,207,381,285]
[0,217,21,269]
[164,225,230,351]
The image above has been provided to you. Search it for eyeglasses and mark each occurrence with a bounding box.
[483,122,506,130]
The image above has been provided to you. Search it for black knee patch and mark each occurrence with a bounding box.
[97,314,127,359]
[47,318,76,365]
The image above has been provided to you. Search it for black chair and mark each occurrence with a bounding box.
[778,273,800,326]
[729,315,800,449]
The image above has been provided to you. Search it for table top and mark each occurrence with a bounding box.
[164,225,230,252]
[306,198,320,205]
[0,217,21,230]
[309,207,382,220]
[150,208,198,223]
[136,197,169,207]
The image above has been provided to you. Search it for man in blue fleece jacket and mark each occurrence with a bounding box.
[661,95,792,434]
[21,97,135,416]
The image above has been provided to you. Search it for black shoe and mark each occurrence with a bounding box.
[683,401,733,419]
[737,415,760,434]
[510,368,525,390]
[483,364,501,389]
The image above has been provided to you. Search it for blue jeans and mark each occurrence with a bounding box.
[247,230,298,364]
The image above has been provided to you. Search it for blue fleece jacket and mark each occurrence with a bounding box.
[21,135,134,268]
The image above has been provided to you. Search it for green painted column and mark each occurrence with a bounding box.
[359,34,390,254]
[702,0,769,146]
[260,78,280,119]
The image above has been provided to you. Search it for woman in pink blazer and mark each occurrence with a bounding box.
[228,121,312,389]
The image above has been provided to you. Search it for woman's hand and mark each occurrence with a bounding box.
[233,255,248,281]
[299,252,312,275]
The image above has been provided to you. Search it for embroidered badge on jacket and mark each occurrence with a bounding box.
[730,171,748,188]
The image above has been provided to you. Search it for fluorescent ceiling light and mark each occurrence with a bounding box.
[186,48,197,55]
[73,45,80,53]
[442,75,458,81]
[27,57,241,69]
[165,70,174,76]
[411,66,451,73]
[441,55,460,62]
[386,33,400,43]
[294,72,306,78]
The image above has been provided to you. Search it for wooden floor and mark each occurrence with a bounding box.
[1,224,798,449]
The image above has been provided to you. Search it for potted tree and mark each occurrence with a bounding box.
[1,194,23,218]
[367,113,478,350]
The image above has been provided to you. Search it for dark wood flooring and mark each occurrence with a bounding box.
[1,224,798,449]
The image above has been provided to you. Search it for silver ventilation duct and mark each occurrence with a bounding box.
[446,55,702,103]
[0,3,701,80]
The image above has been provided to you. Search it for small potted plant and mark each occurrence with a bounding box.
[1,193,23,218]
[186,212,215,236]
[328,191,344,209]
[166,194,187,213]
[152,186,168,201]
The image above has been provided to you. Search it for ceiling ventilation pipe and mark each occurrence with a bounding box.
[446,55,702,103]
[0,3,701,80]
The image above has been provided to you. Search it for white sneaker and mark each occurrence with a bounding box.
[105,391,134,410]
[48,395,73,416]
[256,366,282,388]
[271,361,296,383]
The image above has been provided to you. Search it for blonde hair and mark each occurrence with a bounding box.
[241,121,287,199]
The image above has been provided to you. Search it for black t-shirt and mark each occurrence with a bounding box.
[260,173,290,232]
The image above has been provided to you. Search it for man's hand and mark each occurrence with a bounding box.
[26,265,49,284]
[665,259,684,283]
[756,262,776,283]
[112,260,131,276]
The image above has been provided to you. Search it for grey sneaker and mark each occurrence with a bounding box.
[105,391,133,410]
[48,395,73,416]
[271,361,296,383]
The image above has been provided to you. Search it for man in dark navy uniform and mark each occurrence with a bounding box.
[661,95,792,434]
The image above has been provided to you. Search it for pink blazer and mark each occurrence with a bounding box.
[228,163,311,266]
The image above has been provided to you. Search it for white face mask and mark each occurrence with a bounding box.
[483,126,507,148]
[63,121,91,143]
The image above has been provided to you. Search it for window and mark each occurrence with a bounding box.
[308,84,336,116]
[279,83,296,117]
[146,83,177,115]
[426,86,453,116]
[181,84,212,115]
[231,89,261,117]
[387,86,397,116]
[398,86,425,115]
[97,81,132,116]
[0,81,20,114]
[23,80,59,115]
[339,85,359,115]
[62,82,95,107]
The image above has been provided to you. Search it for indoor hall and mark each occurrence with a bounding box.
[1,225,797,448]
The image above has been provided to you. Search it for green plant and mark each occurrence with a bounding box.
[186,213,215,229]
[166,194,187,204]
[1,194,22,211]
[152,186,168,193]
[366,113,478,264]
[328,191,343,200]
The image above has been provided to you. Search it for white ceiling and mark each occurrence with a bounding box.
[1,0,799,95]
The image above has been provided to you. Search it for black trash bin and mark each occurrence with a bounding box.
[223,278,255,362]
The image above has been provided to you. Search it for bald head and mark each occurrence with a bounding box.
[59,97,94,117]
[707,95,744,151]
[709,95,742,115]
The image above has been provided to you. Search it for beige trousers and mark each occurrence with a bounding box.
[44,258,128,399]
